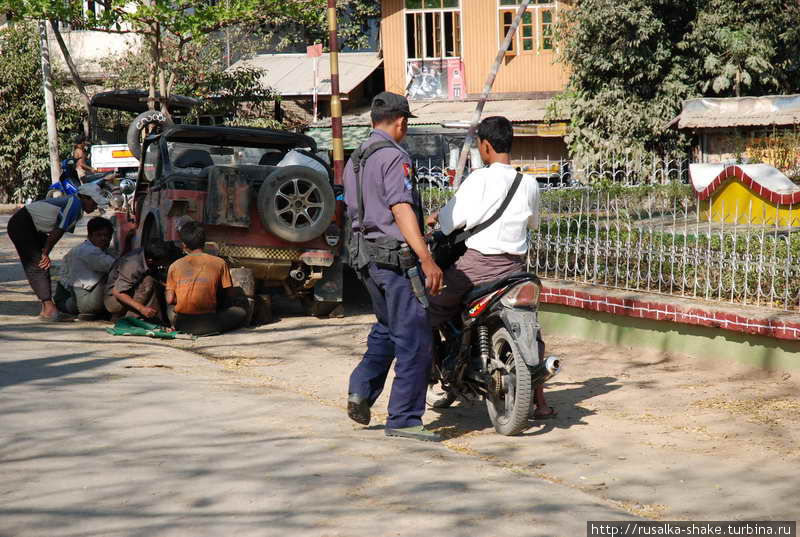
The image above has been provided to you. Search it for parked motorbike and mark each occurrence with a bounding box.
[427,272,562,436]
[46,159,116,202]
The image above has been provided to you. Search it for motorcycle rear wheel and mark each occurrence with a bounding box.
[485,328,532,436]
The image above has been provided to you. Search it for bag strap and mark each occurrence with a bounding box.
[453,172,524,243]
[352,141,397,232]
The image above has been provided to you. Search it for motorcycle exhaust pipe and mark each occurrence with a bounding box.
[289,269,306,281]
[530,356,561,387]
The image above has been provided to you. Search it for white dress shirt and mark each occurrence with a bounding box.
[61,240,117,290]
[438,163,540,256]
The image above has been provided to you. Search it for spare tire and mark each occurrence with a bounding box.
[257,165,335,243]
[126,110,173,160]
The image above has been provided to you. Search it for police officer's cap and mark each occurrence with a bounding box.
[371,92,417,118]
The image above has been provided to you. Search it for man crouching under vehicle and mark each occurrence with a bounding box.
[165,221,248,337]
[104,238,171,322]
[426,116,556,420]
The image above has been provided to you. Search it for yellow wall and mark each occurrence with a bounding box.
[381,0,408,96]
[461,0,569,95]
[381,0,569,96]
[700,180,800,227]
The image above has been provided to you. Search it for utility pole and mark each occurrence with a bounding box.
[453,0,532,188]
[38,21,61,184]
[327,0,344,186]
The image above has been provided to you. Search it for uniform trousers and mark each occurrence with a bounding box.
[348,263,433,429]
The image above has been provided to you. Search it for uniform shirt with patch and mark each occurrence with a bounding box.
[25,196,83,234]
[166,253,232,315]
[343,129,418,242]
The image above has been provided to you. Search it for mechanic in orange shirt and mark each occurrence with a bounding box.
[166,221,247,336]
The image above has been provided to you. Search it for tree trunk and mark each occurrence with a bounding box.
[735,70,741,98]
[50,20,96,140]
[155,24,170,117]
[147,29,157,111]
[38,21,60,184]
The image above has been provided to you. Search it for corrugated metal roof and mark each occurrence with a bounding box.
[671,95,800,129]
[312,98,558,128]
[227,52,382,97]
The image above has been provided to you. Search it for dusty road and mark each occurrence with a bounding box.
[1,213,798,536]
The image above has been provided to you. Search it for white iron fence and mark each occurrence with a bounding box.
[416,158,800,312]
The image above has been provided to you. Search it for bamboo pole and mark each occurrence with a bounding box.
[453,0,531,188]
[327,0,344,185]
[38,21,60,184]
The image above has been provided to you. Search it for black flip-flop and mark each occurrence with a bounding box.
[533,408,558,420]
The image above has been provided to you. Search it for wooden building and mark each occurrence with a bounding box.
[381,0,568,99]
[309,0,572,165]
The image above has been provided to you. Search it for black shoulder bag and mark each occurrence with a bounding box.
[430,172,523,270]
[346,141,398,271]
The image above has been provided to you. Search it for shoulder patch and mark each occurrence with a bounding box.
[403,163,411,177]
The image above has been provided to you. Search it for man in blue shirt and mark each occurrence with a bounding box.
[7,183,106,321]
[344,92,444,442]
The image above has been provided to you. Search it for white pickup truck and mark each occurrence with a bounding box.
[90,144,139,177]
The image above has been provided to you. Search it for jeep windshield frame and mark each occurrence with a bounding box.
[161,125,318,153]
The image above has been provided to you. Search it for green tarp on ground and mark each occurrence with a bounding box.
[107,318,191,340]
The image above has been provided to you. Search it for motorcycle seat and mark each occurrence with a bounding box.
[462,272,541,305]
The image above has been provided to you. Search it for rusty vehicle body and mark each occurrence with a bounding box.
[112,124,343,316]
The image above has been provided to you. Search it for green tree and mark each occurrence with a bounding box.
[0,23,81,202]
[1,0,319,114]
[553,0,699,159]
[684,0,800,97]
[98,37,282,127]
[254,0,379,52]
[554,0,800,160]
[700,26,775,97]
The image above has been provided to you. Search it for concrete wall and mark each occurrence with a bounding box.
[540,304,800,371]
[47,27,142,80]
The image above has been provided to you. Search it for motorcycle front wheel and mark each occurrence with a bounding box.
[485,328,532,436]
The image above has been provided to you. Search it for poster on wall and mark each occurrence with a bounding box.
[406,58,466,101]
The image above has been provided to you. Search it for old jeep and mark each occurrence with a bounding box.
[112,124,343,317]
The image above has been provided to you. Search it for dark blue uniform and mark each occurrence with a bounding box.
[345,130,432,430]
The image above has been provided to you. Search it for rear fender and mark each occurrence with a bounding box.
[498,308,540,367]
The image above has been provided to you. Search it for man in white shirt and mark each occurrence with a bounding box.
[426,116,555,419]
[55,216,116,318]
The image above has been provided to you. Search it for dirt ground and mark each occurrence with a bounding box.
[1,214,798,522]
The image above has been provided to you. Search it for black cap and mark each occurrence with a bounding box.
[371,91,416,118]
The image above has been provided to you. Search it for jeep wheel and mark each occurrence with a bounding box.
[257,166,335,243]
[127,110,173,160]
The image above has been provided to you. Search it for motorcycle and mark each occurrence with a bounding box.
[46,158,117,205]
[426,272,562,436]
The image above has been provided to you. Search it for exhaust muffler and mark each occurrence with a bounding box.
[530,356,561,387]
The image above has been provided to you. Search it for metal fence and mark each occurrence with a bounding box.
[416,158,800,313]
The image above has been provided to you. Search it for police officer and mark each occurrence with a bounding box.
[345,91,444,442]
